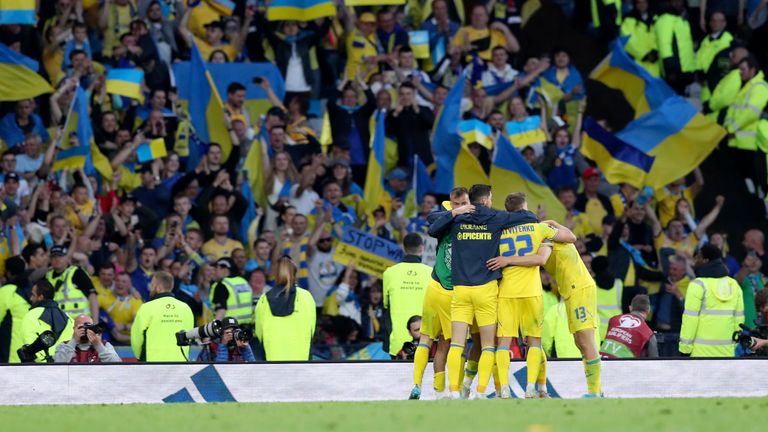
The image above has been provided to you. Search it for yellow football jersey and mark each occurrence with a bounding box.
[543,242,595,300]
[498,223,557,298]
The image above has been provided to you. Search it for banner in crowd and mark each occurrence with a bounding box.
[362,109,389,218]
[333,227,404,277]
[106,68,145,103]
[1,360,766,404]
[0,0,35,25]
[0,42,53,101]
[267,0,336,21]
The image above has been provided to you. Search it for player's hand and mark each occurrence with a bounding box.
[451,204,475,217]
[486,256,510,271]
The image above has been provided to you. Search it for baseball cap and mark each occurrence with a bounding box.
[221,317,239,329]
[216,257,234,269]
[4,172,19,183]
[50,245,68,257]
[359,12,376,23]
[0,199,17,222]
[388,168,408,181]
[582,167,600,179]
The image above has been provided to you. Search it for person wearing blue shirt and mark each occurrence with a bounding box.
[0,100,50,148]
[15,133,45,178]
[407,193,438,234]
[376,9,409,56]
[541,47,585,102]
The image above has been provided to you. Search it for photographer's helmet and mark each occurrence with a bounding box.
[221,317,239,329]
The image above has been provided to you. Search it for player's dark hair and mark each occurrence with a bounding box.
[630,294,651,313]
[450,187,468,199]
[403,233,423,255]
[505,192,527,212]
[468,184,492,204]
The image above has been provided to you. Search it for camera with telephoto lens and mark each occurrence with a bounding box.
[17,330,56,363]
[176,320,223,346]
[733,323,768,356]
[230,327,252,346]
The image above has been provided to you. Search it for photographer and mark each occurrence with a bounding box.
[215,318,255,362]
[20,280,73,363]
[54,315,121,363]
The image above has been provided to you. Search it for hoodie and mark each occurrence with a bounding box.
[695,259,729,279]
[265,285,297,317]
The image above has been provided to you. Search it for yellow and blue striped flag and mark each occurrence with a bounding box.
[188,42,233,160]
[106,68,144,103]
[242,131,266,209]
[591,38,675,119]
[408,31,429,59]
[460,119,493,149]
[0,0,35,25]
[404,154,433,218]
[433,77,489,192]
[53,86,92,172]
[581,96,725,189]
[267,0,336,21]
[506,117,547,149]
[137,138,167,163]
[347,0,405,5]
[0,42,53,101]
[363,109,391,217]
[489,133,566,221]
[207,0,234,15]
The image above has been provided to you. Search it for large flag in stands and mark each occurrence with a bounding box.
[583,39,726,190]
[106,68,145,103]
[432,77,489,193]
[490,133,566,222]
[0,0,35,24]
[267,0,336,21]
[362,109,390,217]
[0,42,53,101]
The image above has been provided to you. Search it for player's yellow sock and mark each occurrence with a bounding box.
[412,343,430,386]
[434,371,446,393]
[492,364,501,393]
[458,356,467,385]
[526,346,543,387]
[495,347,510,388]
[447,344,465,392]
[537,353,548,390]
[583,357,602,394]
[476,346,495,394]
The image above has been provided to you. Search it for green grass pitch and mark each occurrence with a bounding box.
[1,398,765,432]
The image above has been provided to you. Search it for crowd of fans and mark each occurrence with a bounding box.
[1,0,768,363]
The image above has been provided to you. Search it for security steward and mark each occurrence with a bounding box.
[383,233,432,358]
[211,257,253,328]
[131,271,193,362]
[20,279,74,363]
[45,245,98,319]
[0,256,31,363]
[679,244,745,357]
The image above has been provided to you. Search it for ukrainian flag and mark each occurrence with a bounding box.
[489,133,566,221]
[409,31,429,59]
[106,68,144,103]
[188,42,233,160]
[0,0,35,25]
[582,96,725,189]
[64,83,112,180]
[347,0,405,5]
[362,109,390,217]
[460,119,493,149]
[242,132,266,209]
[0,42,53,101]
[137,138,167,163]
[433,78,489,192]
[240,170,259,249]
[590,39,675,119]
[404,154,433,218]
[535,77,564,112]
[506,117,547,149]
[207,0,234,15]
[267,0,336,21]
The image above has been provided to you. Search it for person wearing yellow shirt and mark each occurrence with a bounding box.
[92,263,117,298]
[202,215,244,261]
[344,12,385,80]
[452,4,519,62]
[180,4,252,62]
[609,183,638,218]
[63,184,94,236]
[99,0,139,58]
[557,186,595,239]
[575,167,614,235]
[486,193,577,399]
[655,168,704,228]
[99,272,143,345]
[647,196,725,263]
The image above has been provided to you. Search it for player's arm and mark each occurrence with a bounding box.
[542,220,577,243]
[486,244,553,271]
[427,205,475,238]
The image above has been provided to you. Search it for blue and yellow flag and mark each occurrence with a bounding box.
[460,119,493,149]
[242,133,266,209]
[54,86,101,174]
[590,39,675,119]
[0,42,53,101]
[207,0,234,15]
[434,77,491,193]
[267,0,336,21]
[240,170,258,249]
[347,0,405,5]
[408,31,429,59]
[363,109,390,217]
[506,117,547,149]
[137,138,167,163]
[490,133,566,221]
[404,154,433,218]
[0,0,35,25]
[188,42,233,160]
[106,68,144,103]
[582,96,725,189]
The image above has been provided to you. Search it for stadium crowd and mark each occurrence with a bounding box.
[1,0,768,369]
